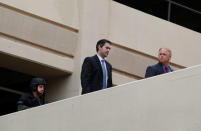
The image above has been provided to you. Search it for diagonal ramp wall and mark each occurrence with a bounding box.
[1,64,201,131]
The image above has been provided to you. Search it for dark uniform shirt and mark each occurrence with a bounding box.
[17,93,45,111]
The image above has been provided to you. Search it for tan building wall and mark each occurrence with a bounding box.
[109,1,201,67]
[0,0,201,102]
[0,0,79,29]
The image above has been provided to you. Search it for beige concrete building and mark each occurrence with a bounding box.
[0,0,201,116]
[1,59,201,131]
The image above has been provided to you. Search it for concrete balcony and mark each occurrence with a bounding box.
[1,64,201,131]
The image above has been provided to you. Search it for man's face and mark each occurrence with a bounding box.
[98,43,112,58]
[37,85,45,95]
[158,48,171,65]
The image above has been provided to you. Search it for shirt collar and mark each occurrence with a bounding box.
[97,54,105,62]
[162,64,170,67]
[162,64,171,72]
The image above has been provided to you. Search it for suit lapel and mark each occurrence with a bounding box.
[94,55,103,73]
[157,63,165,74]
[94,55,111,77]
[169,66,173,72]
[157,62,173,73]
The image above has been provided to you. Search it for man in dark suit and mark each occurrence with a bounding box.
[81,39,113,94]
[145,48,173,78]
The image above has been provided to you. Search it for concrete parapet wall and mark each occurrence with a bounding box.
[1,64,201,131]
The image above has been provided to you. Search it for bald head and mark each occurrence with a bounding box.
[158,48,171,65]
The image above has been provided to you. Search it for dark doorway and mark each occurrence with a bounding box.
[0,67,33,116]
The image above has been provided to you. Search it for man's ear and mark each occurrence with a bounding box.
[169,56,171,61]
[98,45,102,51]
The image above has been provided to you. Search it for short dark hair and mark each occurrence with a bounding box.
[96,39,112,52]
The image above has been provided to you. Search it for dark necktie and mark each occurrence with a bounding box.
[165,66,168,73]
[101,60,107,89]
